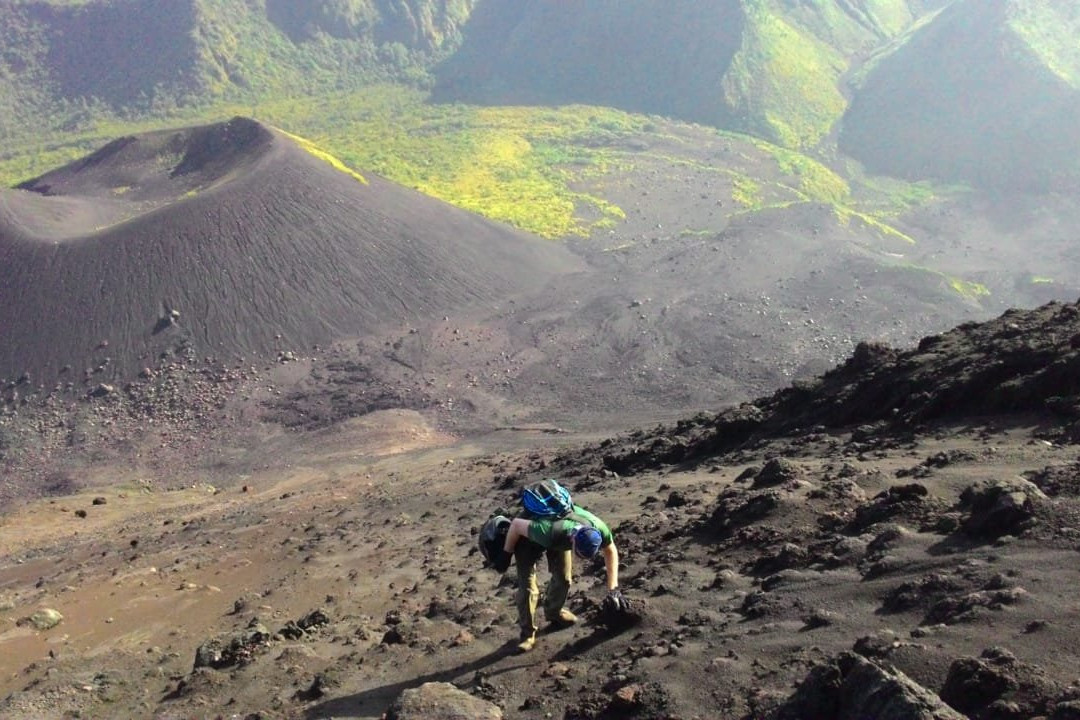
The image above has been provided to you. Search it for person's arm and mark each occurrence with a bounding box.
[504,518,531,554]
[491,518,530,573]
[602,541,620,591]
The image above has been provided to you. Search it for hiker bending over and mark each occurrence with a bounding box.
[492,505,627,652]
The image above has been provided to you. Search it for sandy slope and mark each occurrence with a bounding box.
[0,117,579,383]
[4,300,1080,718]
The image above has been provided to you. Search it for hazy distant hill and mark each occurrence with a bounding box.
[2,0,1077,191]
[434,0,1079,190]
[433,0,944,149]
[839,0,1080,191]
[0,0,474,126]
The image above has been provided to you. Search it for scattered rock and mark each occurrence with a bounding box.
[385,681,503,719]
[750,542,808,575]
[867,524,911,557]
[1027,463,1080,497]
[847,483,933,533]
[18,608,63,630]
[665,490,689,507]
[611,682,645,710]
[450,629,474,647]
[852,630,902,659]
[880,573,965,615]
[193,622,270,670]
[89,383,114,398]
[295,673,336,701]
[772,652,965,719]
[940,647,1060,719]
[1052,700,1080,720]
[542,662,572,679]
[382,626,408,645]
[297,608,331,629]
[802,609,836,630]
[960,480,1042,538]
[708,490,780,538]
[753,458,804,488]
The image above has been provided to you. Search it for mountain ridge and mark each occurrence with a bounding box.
[4,0,1078,191]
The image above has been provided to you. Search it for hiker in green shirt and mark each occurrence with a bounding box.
[495,504,627,653]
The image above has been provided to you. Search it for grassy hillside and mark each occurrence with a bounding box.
[839,0,1080,190]
[1007,0,1080,88]
[434,0,932,151]
[0,0,474,141]
[1,83,941,247]
[435,2,748,129]
[4,0,1073,193]
[722,1,849,149]
[4,0,1074,205]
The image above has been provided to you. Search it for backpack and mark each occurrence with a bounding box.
[478,514,511,565]
[522,478,573,519]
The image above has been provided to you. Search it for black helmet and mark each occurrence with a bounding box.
[478,514,511,564]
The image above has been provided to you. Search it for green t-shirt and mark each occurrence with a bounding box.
[525,505,613,551]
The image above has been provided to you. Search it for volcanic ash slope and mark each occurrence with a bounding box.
[0,117,578,384]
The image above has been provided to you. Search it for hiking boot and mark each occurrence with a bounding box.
[546,608,578,628]
[516,633,537,653]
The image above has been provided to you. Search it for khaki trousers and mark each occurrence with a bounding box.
[514,542,572,637]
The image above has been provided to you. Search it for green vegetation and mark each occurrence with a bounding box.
[894,262,991,301]
[845,6,946,89]
[721,131,926,247]
[249,96,642,237]
[1,87,651,238]
[0,0,466,152]
[1007,1,1080,88]
[854,174,951,209]
[836,208,916,245]
[949,277,991,300]
[0,0,986,248]
[274,127,369,184]
[778,0,918,53]
[741,135,850,204]
[732,175,765,210]
[852,0,916,37]
[724,1,849,149]
[0,69,946,248]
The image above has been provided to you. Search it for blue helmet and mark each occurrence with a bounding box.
[572,526,603,559]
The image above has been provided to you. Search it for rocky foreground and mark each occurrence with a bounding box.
[3,300,1080,719]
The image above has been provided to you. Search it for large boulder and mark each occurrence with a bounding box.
[773,652,965,720]
[752,458,805,489]
[18,608,63,630]
[193,622,270,670]
[960,479,1045,538]
[385,682,503,720]
[940,647,1061,720]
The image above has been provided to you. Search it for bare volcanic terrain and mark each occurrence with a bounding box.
[0,117,579,385]
[5,118,1080,719]
[4,300,1080,719]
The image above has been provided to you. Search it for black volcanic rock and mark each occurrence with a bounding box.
[773,652,965,720]
[568,300,1080,476]
[940,647,1062,720]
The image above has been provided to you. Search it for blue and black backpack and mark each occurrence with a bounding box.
[521,478,573,519]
